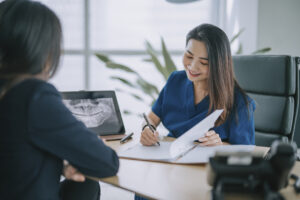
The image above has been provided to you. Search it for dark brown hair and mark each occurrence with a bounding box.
[0,0,62,78]
[186,24,248,125]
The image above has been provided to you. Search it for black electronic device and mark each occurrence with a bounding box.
[61,90,125,136]
[207,140,297,200]
[120,132,134,144]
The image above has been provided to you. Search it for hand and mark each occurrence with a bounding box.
[101,138,108,146]
[63,160,85,182]
[140,126,159,146]
[198,130,223,146]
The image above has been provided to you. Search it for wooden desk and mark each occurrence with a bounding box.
[95,139,300,200]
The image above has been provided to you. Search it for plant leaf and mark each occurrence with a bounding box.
[235,43,243,55]
[115,88,145,102]
[145,40,158,55]
[150,99,156,106]
[136,78,159,100]
[110,76,135,88]
[122,109,142,117]
[139,78,159,95]
[142,58,152,62]
[145,40,170,80]
[95,53,111,63]
[161,37,177,75]
[123,109,132,115]
[130,93,144,101]
[252,47,271,54]
[106,61,138,74]
[230,28,245,44]
[114,76,158,102]
[146,49,169,80]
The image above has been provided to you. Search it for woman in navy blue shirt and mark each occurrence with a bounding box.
[140,24,255,146]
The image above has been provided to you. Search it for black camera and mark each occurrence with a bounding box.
[207,140,297,200]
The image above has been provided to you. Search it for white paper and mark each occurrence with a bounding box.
[170,109,223,158]
[118,109,256,164]
[118,141,255,164]
[118,141,173,161]
[176,145,255,164]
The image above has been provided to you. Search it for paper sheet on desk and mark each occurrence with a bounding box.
[170,109,223,158]
[119,142,173,162]
[118,142,255,164]
[176,145,255,163]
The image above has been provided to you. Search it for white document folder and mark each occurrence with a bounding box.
[118,109,254,164]
[170,109,223,158]
[119,141,254,164]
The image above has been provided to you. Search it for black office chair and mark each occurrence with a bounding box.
[293,63,300,149]
[233,55,299,147]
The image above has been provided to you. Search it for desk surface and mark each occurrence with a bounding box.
[95,138,300,200]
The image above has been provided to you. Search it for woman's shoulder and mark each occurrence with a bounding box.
[163,70,189,91]
[1,78,59,99]
[169,70,186,78]
[167,70,188,83]
[25,79,58,93]
[19,79,61,100]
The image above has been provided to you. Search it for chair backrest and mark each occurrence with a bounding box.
[293,63,300,148]
[233,55,299,147]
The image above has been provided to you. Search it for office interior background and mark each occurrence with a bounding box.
[6,0,300,199]
[36,0,300,137]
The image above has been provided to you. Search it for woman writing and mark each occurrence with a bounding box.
[0,1,119,200]
[140,24,255,147]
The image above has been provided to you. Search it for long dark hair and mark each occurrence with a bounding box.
[0,0,62,78]
[186,24,248,125]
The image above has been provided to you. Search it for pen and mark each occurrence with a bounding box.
[193,139,203,144]
[142,113,160,146]
[120,132,134,144]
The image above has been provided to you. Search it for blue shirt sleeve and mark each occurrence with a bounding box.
[152,86,165,118]
[152,71,176,119]
[228,98,256,145]
[27,83,119,178]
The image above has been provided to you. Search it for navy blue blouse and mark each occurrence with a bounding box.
[0,79,119,200]
[152,70,256,145]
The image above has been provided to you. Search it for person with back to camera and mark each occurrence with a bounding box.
[0,0,119,200]
[136,22,256,200]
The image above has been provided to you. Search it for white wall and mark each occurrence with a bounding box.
[218,0,258,54]
[257,0,300,56]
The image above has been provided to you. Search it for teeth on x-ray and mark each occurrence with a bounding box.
[63,98,114,128]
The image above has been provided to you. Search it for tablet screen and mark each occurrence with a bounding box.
[61,91,125,136]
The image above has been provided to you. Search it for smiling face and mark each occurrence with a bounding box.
[183,39,209,84]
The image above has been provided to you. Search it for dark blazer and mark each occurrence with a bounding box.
[0,79,119,200]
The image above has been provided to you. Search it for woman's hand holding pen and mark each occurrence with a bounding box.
[197,130,223,146]
[140,126,160,146]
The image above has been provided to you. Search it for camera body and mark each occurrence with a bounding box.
[207,140,297,199]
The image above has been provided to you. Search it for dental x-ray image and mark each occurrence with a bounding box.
[63,98,117,128]
[61,91,125,136]
[63,97,123,135]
